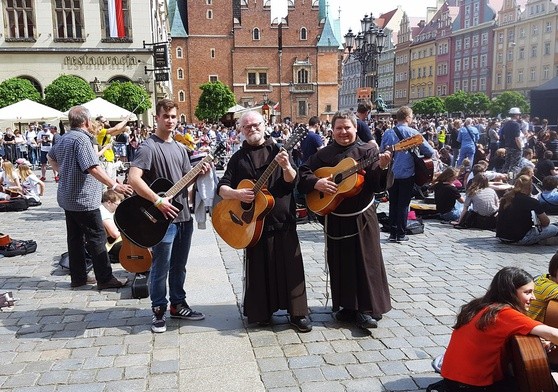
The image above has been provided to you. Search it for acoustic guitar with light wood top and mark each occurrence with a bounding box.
[306,134,424,216]
[212,126,308,249]
[119,235,152,273]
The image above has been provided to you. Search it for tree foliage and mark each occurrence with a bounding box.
[103,81,151,114]
[489,91,529,117]
[43,75,96,111]
[195,81,236,123]
[468,92,491,115]
[0,78,41,108]
[412,97,445,117]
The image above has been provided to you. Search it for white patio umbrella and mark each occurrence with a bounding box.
[64,98,137,121]
[0,99,64,123]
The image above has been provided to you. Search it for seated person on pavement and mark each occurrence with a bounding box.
[496,175,558,245]
[453,173,499,229]
[527,252,558,322]
[433,167,464,221]
[538,175,558,214]
[100,189,123,263]
[535,150,558,179]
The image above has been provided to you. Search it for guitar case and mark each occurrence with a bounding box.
[131,272,149,299]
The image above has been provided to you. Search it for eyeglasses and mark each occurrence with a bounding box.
[243,122,262,130]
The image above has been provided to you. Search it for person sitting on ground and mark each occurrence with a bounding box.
[0,160,21,192]
[527,252,558,322]
[496,175,558,245]
[453,173,499,229]
[433,167,464,222]
[518,148,536,171]
[488,148,506,172]
[439,267,558,391]
[538,175,558,214]
[100,189,123,263]
[456,157,471,189]
[439,146,453,167]
[535,150,558,179]
[17,162,44,206]
[464,161,507,187]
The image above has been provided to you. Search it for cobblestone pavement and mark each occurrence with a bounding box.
[0,176,556,391]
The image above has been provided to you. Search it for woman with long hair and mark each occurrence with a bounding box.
[18,162,44,206]
[0,160,21,191]
[433,167,464,221]
[440,267,558,391]
[496,175,558,245]
[453,173,499,229]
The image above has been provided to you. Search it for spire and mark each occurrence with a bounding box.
[169,0,188,38]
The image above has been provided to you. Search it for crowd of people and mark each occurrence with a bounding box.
[4,97,558,390]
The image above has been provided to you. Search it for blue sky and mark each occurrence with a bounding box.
[329,1,439,35]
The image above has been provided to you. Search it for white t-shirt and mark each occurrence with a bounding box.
[21,174,41,201]
[37,130,53,152]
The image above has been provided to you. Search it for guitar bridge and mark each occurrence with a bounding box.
[140,207,157,224]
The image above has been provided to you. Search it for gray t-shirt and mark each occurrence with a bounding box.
[131,135,192,223]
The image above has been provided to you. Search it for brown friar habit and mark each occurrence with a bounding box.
[298,140,392,315]
[217,138,309,324]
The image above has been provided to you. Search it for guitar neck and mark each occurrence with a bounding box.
[164,154,213,198]
[340,155,379,180]
[253,160,280,194]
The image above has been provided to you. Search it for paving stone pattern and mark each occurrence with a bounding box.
[0,175,555,391]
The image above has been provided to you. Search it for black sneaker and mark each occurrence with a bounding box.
[397,235,410,242]
[170,302,205,320]
[388,234,397,242]
[152,306,167,333]
[356,312,378,329]
[334,308,356,322]
[290,316,312,333]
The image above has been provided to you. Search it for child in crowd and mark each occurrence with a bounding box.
[0,160,21,192]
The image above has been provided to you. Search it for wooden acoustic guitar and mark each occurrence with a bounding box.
[114,143,225,248]
[119,235,152,273]
[305,134,424,216]
[509,335,556,392]
[212,126,308,249]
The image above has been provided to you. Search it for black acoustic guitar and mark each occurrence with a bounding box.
[114,144,223,248]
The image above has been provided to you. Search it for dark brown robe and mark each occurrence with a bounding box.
[298,140,392,315]
[217,138,308,323]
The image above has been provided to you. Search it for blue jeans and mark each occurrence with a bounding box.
[150,220,193,308]
[516,224,558,245]
[439,202,463,222]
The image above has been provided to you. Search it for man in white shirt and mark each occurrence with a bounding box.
[26,125,38,167]
[36,125,54,181]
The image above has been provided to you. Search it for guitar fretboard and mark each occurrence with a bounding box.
[164,154,213,198]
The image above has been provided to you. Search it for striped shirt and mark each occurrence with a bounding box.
[527,274,558,321]
[463,187,499,217]
[48,128,102,211]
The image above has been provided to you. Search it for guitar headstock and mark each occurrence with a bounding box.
[391,134,424,152]
[283,125,309,151]
[211,142,226,157]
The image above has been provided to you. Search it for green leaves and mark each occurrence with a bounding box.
[43,75,96,112]
[103,81,151,114]
[0,78,41,108]
[195,81,236,123]
[412,97,445,116]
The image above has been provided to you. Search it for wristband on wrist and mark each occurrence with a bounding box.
[111,183,118,190]
[154,197,163,207]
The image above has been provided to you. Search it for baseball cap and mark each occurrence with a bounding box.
[509,107,521,115]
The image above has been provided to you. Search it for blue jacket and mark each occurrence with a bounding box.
[457,126,479,149]
[380,124,435,180]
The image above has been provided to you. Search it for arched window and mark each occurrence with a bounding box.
[178,91,185,102]
[297,68,309,84]
[108,75,131,83]
[18,76,42,96]
[176,47,183,58]
[253,27,260,40]
[300,27,307,40]
[177,68,184,79]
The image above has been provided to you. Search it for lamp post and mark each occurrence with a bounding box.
[344,14,387,102]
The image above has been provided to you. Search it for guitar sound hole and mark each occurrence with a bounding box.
[240,201,253,211]
[333,174,343,184]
